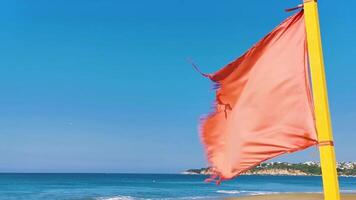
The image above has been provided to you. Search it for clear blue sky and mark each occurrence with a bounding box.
[0,0,355,173]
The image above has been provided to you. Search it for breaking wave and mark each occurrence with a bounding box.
[95,195,216,200]
[341,190,356,193]
[216,190,280,195]
[96,196,137,200]
[216,190,241,194]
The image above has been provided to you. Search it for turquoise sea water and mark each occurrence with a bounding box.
[0,174,355,200]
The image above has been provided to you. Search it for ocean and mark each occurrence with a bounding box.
[0,173,355,200]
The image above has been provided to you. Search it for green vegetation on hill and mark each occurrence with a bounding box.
[338,167,356,176]
[185,162,356,176]
[251,162,321,175]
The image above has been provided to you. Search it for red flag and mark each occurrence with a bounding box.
[200,10,317,181]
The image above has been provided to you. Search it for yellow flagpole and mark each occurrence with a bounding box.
[303,1,340,200]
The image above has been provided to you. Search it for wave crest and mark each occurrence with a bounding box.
[96,195,136,200]
[216,190,241,194]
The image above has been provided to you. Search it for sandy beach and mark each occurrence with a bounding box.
[228,193,356,200]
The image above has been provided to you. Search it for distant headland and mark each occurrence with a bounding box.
[183,162,356,176]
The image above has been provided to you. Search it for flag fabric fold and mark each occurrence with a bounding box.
[200,10,318,181]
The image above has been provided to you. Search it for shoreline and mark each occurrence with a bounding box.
[226,193,356,200]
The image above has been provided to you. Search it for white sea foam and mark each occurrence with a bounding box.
[216,190,241,194]
[216,190,281,195]
[96,195,137,200]
[178,196,215,200]
[248,191,279,195]
[96,196,213,200]
[341,190,356,193]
